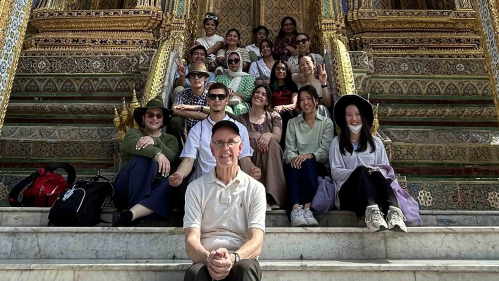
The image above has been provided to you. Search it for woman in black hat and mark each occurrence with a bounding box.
[113,97,179,226]
[329,95,407,233]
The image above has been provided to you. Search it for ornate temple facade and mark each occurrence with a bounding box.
[0,0,499,210]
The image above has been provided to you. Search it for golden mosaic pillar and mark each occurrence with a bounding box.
[0,0,33,136]
[141,0,193,105]
[475,0,499,121]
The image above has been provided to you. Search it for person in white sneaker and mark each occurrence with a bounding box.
[284,85,335,227]
[329,94,407,233]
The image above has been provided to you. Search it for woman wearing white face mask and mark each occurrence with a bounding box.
[329,95,407,233]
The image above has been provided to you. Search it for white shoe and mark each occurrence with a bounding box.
[387,206,407,233]
[365,205,388,232]
[290,206,307,227]
[303,208,319,226]
[266,204,272,212]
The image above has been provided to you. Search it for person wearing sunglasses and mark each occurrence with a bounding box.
[195,13,225,71]
[215,51,256,115]
[169,62,212,151]
[169,83,261,189]
[246,25,270,62]
[249,39,275,87]
[184,120,265,281]
[286,33,325,75]
[274,16,299,61]
[113,97,179,226]
[237,86,286,211]
[171,45,216,106]
[216,29,251,72]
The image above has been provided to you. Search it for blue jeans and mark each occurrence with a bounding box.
[287,159,324,206]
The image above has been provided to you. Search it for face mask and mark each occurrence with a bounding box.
[348,124,362,134]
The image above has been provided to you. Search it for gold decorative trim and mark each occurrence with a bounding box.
[474,0,499,122]
[0,0,33,137]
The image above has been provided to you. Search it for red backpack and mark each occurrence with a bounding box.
[9,163,76,207]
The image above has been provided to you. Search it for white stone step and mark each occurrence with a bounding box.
[0,259,498,281]
[2,207,499,227]
[0,227,498,260]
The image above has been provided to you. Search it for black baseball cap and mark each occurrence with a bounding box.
[212,120,240,136]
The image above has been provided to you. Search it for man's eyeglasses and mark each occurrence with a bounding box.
[211,139,241,148]
[208,94,227,101]
[187,73,205,79]
[297,38,309,45]
[228,58,240,65]
[146,113,163,119]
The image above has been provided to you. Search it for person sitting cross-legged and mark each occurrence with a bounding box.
[168,83,261,189]
[113,97,179,226]
[169,62,211,151]
[183,120,266,281]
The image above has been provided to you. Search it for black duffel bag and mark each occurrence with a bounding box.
[48,175,114,226]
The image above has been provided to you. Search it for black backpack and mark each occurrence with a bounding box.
[48,175,114,226]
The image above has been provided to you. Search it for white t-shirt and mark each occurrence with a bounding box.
[180,115,253,181]
[329,135,390,208]
[183,168,266,252]
[196,34,225,50]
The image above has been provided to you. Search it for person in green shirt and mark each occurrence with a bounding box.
[113,97,179,226]
[284,85,335,227]
[215,51,256,116]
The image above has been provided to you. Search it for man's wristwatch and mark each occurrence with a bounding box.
[199,106,204,112]
[232,252,240,264]
[310,153,316,161]
[321,84,328,88]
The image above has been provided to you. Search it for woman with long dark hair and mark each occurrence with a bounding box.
[269,60,298,147]
[284,85,334,227]
[274,16,299,61]
[249,39,275,86]
[330,95,407,232]
[216,28,250,71]
[237,86,286,210]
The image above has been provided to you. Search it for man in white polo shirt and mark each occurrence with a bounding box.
[183,120,266,281]
[169,83,261,187]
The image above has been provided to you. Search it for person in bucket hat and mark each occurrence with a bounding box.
[329,94,408,233]
[113,96,181,226]
[172,45,216,97]
[169,61,212,151]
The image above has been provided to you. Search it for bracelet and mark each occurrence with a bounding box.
[154,151,163,161]
[321,84,328,88]
[199,106,203,112]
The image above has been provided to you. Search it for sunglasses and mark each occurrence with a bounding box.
[208,94,227,100]
[228,58,240,65]
[187,73,206,79]
[275,67,287,71]
[297,38,309,45]
[146,112,163,119]
[211,139,241,148]
[206,15,218,21]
